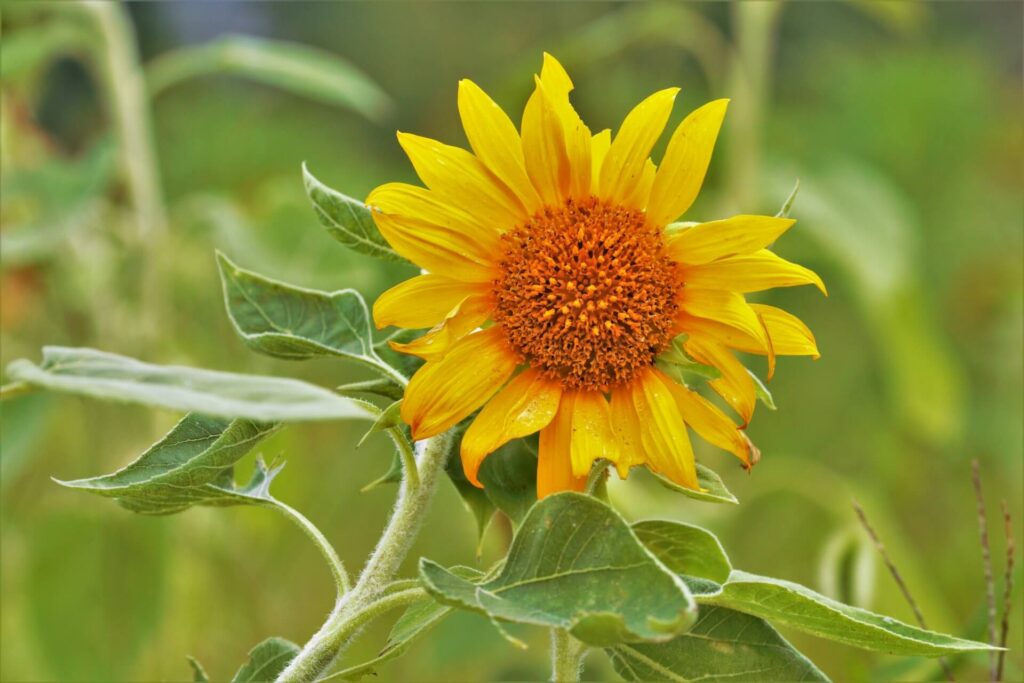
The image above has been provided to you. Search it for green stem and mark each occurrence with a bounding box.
[276,430,454,683]
[270,499,352,596]
[550,628,586,682]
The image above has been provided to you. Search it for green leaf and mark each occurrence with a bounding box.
[479,440,538,526]
[331,568,485,680]
[608,606,829,682]
[748,369,777,410]
[633,520,732,584]
[654,463,738,504]
[704,571,999,657]
[656,337,721,384]
[217,253,400,384]
[5,347,375,422]
[147,35,392,121]
[187,656,210,683]
[775,178,801,219]
[444,427,495,546]
[419,492,697,646]
[303,163,406,263]
[231,636,299,683]
[55,413,280,515]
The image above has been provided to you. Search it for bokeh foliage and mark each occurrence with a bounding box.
[1,2,1021,681]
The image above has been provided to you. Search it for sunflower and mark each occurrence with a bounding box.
[368,53,824,498]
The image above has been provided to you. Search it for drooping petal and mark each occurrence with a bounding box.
[598,88,679,206]
[590,128,611,189]
[678,288,768,349]
[396,132,527,230]
[629,367,699,490]
[646,99,729,228]
[680,249,828,295]
[569,390,620,478]
[673,312,767,352]
[538,53,592,200]
[725,304,820,359]
[537,395,587,498]
[401,326,518,440]
[373,274,489,330]
[458,79,543,213]
[461,368,561,487]
[521,76,571,205]
[684,336,757,426]
[388,294,492,362]
[368,183,501,282]
[664,375,757,468]
[609,386,643,477]
[665,215,796,266]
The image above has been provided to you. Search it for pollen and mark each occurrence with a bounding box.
[493,197,678,391]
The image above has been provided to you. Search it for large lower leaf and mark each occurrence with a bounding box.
[303,163,406,263]
[146,35,392,121]
[5,347,375,422]
[56,413,279,515]
[608,606,829,682]
[704,570,998,657]
[217,253,399,382]
[231,636,299,683]
[420,492,697,647]
[633,520,732,584]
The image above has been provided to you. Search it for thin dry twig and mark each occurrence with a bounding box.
[852,498,954,682]
[997,500,1015,682]
[972,459,998,681]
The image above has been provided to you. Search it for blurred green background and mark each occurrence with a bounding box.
[1,2,1021,681]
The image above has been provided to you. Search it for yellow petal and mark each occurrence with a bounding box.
[396,132,527,230]
[461,368,561,486]
[684,336,757,425]
[458,79,543,213]
[590,128,611,190]
[664,375,756,468]
[680,249,828,295]
[373,274,488,330]
[521,77,571,206]
[537,396,587,498]
[665,215,796,265]
[621,158,657,211]
[678,288,768,349]
[733,304,820,358]
[646,99,729,227]
[609,386,642,478]
[388,294,492,362]
[539,53,592,200]
[599,88,679,206]
[368,183,500,282]
[672,312,768,352]
[629,367,699,489]
[569,390,620,478]
[401,326,518,440]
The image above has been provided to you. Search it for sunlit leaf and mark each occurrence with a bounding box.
[55,413,280,515]
[633,520,732,584]
[608,606,829,682]
[704,571,999,656]
[231,636,299,683]
[5,347,375,422]
[147,35,392,121]
[187,656,209,683]
[420,493,697,646]
[303,163,407,263]
[748,369,777,410]
[654,463,738,504]
[218,252,401,384]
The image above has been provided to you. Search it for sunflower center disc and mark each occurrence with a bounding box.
[494,197,679,391]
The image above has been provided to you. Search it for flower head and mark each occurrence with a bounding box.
[369,54,824,498]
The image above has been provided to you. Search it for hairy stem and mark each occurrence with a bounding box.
[276,430,453,683]
[271,499,352,596]
[550,628,585,682]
